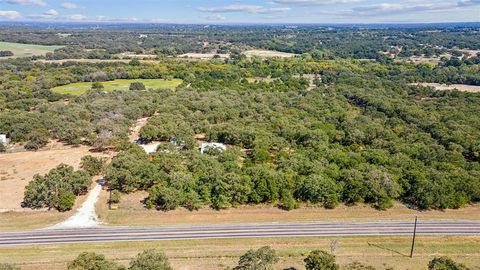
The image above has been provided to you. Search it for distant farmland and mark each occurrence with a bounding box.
[0,42,63,58]
[52,79,183,95]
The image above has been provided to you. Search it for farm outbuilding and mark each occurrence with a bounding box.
[0,134,7,144]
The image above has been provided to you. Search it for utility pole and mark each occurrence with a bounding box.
[410,216,418,258]
[108,189,112,210]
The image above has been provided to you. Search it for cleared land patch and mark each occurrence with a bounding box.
[412,83,480,93]
[52,79,183,95]
[0,144,109,212]
[243,49,297,58]
[0,236,478,270]
[0,42,63,58]
[176,52,229,59]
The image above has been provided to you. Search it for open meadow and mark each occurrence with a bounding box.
[51,79,183,95]
[0,42,63,58]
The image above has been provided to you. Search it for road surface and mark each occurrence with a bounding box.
[1,221,479,246]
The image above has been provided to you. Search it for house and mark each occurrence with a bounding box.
[200,142,226,154]
[0,134,7,144]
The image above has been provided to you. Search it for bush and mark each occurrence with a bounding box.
[0,51,14,57]
[67,252,120,270]
[0,143,5,153]
[146,184,183,211]
[92,82,104,90]
[234,246,279,270]
[24,130,49,151]
[57,191,76,212]
[109,190,121,204]
[279,191,298,211]
[81,155,106,176]
[0,263,20,270]
[344,262,376,270]
[304,250,339,270]
[129,249,173,270]
[129,82,146,91]
[428,257,469,270]
[295,175,341,209]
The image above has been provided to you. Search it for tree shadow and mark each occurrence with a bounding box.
[367,242,410,258]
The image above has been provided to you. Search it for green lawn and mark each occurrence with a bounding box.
[52,79,183,95]
[0,41,63,58]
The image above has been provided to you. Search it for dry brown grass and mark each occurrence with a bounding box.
[243,50,297,58]
[96,191,480,227]
[412,83,480,93]
[177,53,230,59]
[0,236,478,270]
[0,144,107,211]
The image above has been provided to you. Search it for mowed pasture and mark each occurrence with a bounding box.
[52,79,183,95]
[0,42,63,58]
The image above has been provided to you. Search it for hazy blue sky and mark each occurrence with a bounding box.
[0,0,479,24]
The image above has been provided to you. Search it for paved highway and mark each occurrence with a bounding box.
[0,221,479,246]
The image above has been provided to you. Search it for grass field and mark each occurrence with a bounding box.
[0,236,478,270]
[0,42,63,58]
[51,79,183,95]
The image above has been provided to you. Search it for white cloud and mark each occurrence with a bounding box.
[27,8,59,19]
[5,0,46,6]
[67,14,86,20]
[61,2,79,9]
[44,9,58,16]
[0,10,21,19]
[316,0,479,18]
[198,5,290,14]
[458,0,480,6]
[204,15,226,21]
[272,0,358,5]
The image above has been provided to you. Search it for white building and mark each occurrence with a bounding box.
[0,134,7,144]
[200,142,226,154]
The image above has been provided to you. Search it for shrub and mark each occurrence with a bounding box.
[81,155,106,176]
[57,191,76,212]
[146,184,183,211]
[129,249,173,270]
[304,250,339,270]
[67,252,120,270]
[92,82,104,90]
[109,190,121,204]
[0,263,20,270]
[234,246,279,270]
[129,82,146,91]
[24,130,49,151]
[428,257,469,270]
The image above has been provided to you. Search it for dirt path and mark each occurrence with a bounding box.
[48,117,152,228]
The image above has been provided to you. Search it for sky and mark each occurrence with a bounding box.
[0,0,479,24]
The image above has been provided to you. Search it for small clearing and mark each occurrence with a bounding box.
[52,79,182,95]
[0,144,106,211]
[412,83,480,93]
[243,49,297,58]
[176,52,230,59]
[0,42,63,58]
